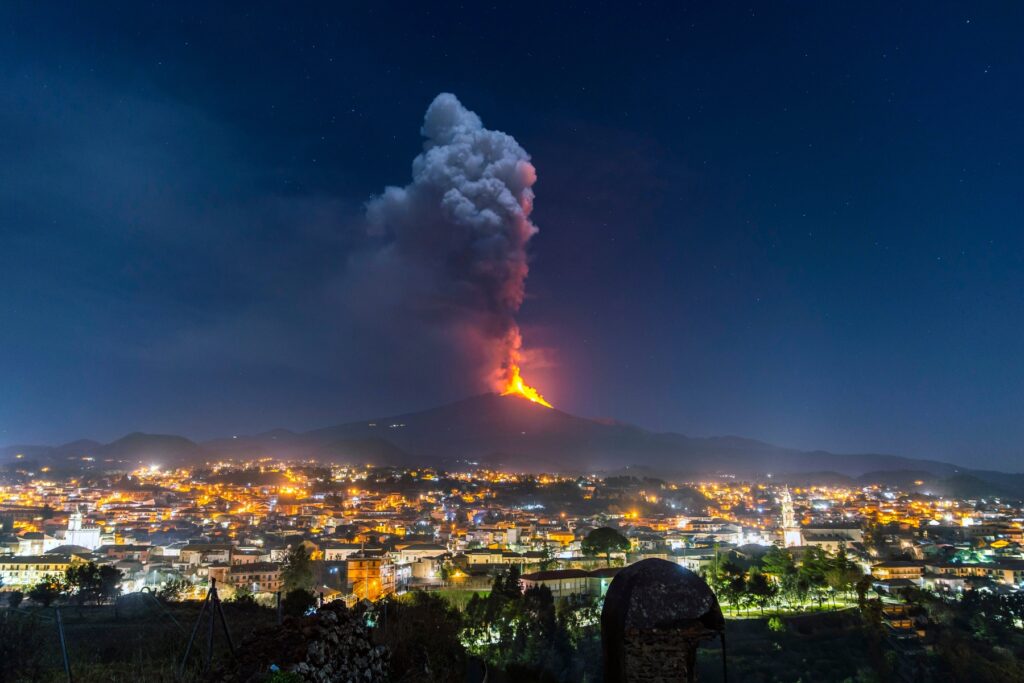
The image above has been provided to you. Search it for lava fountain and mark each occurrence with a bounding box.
[500,362,553,408]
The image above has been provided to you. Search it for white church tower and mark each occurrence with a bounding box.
[780,488,803,548]
[65,509,101,550]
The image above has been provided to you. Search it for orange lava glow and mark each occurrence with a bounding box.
[501,364,553,408]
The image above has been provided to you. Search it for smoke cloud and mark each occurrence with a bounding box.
[352,93,541,392]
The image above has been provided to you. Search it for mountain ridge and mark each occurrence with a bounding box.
[3,394,1021,496]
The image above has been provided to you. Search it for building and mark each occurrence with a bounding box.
[14,532,61,556]
[228,561,283,593]
[521,569,591,597]
[983,559,1024,587]
[347,552,396,601]
[95,544,151,562]
[0,555,76,587]
[463,548,503,565]
[871,561,924,582]
[673,547,719,574]
[63,511,102,550]
[520,568,621,598]
[780,489,803,548]
[396,543,447,565]
[179,544,232,566]
[801,531,857,553]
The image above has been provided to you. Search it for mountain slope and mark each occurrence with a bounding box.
[216,394,975,478]
[3,395,1016,488]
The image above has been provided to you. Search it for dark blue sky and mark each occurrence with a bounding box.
[2,3,1022,469]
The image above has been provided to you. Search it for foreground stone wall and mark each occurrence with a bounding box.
[602,558,724,683]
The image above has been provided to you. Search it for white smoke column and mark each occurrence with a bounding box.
[363,93,540,391]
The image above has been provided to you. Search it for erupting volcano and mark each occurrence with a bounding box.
[361,93,554,406]
[500,363,553,408]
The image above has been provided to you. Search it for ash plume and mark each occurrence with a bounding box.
[353,93,541,393]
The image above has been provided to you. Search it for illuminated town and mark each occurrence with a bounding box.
[3,459,1022,604]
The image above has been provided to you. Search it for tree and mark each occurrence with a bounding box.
[229,584,258,606]
[746,568,776,616]
[798,546,830,608]
[281,588,317,617]
[580,527,630,566]
[281,544,314,593]
[461,568,579,682]
[497,564,522,599]
[515,584,570,677]
[436,562,449,586]
[824,547,862,606]
[65,562,103,605]
[28,575,63,607]
[538,546,557,571]
[556,595,603,681]
[702,550,747,614]
[761,545,796,579]
[378,592,466,683]
[761,545,797,607]
[721,560,748,615]
[158,577,192,602]
[98,565,124,603]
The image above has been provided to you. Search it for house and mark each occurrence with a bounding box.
[15,532,61,556]
[230,548,265,565]
[672,547,718,573]
[801,531,857,553]
[983,559,1024,587]
[521,569,591,597]
[95,544,151,562]
[179,544,232,566]
[0,554,77,587]
[463,548,503,565]
[871,561,924,582]
[520,568,623,598]
[347,552,396,601]
[228,561,283,593]
[396,543,447,565]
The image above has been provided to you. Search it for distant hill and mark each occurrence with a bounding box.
[99,432,202,464]
[1,433,200,470]
[4,394,1022,496]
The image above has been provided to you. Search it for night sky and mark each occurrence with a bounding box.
[3,3,1023,470]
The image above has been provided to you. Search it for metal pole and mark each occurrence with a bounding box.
[55,607,73,683]
[720,631,728,683]
[212,582,236,657]
[178,586,210,679]
[205,580,217,672]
